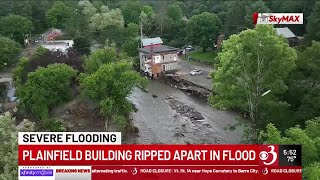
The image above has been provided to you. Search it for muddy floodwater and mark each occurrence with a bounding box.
[128,80,244,144]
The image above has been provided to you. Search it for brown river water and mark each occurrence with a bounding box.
[128,80,244,144]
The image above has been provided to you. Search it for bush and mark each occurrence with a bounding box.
[42,118,67,132]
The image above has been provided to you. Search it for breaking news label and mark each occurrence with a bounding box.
[252,13,303,25]
[18,132,302,180]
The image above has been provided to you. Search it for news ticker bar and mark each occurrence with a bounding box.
[18,166,302,180]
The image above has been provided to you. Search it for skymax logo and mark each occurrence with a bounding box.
[253,13,303,25]
[269,15,301,24]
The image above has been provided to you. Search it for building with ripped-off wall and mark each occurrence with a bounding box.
[139,37,179,79]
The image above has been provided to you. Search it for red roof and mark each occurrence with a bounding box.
[47,29,63,41]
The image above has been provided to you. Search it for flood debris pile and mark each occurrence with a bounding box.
[69,102,91,118]
[162,76,211,99]
[167,98,204,120]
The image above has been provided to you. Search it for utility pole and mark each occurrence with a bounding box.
[23,33,26,48]
[140,24,143,48]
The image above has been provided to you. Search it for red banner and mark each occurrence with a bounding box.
[18,144,302,179]
[18,144,280,166]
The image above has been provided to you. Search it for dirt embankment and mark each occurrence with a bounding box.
[50,96,106,132]
[50,92,138,144]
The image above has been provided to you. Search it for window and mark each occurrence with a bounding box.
[163,55,164,60]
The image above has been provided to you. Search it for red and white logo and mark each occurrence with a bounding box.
[253,13,303,25]
[259,145,279,166]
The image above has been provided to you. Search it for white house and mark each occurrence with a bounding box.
[41,40,74,53]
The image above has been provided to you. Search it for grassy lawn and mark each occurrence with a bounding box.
[186,49,217,64]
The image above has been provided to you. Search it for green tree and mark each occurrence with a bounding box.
[173,1,187,16]
[12,57,29,87]
[121,1,142,24]
[78,0,97,17]
[191,4,208,16]
[187,12,221,51]
[64,7,90,38]
[210,25,296,135]
[30,0,51,33]
[46,1,71,29]
[121,39,139,57]
[125,23,139,39]
[89,8,124,31]
[260,117,320,179]
[166,4,183,21]
[285,41,320,126]
[142,5,154,17]
[84,46,117,74]
[73,36,91,56]
[305,2,320,44]
[16,64,77,119]
[33,46,49,58]
[0,37,22,70]
[139,11,157,38]
[244,0,270,29]
[80,61,147,130]
[0,15,34,44]
[0,112,34,180]
[223,1,249,37]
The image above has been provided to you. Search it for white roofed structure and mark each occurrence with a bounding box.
[275,27,296,38]
[141,37,163,47]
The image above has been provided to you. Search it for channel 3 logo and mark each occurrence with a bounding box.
[261,167,268,175]
[259,145,278,166]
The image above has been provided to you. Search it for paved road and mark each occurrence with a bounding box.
[177,58,213,90]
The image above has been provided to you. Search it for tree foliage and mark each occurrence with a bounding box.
[0,15,34,44]
[89,7,124,31]
[139,11,157,38]
[223,1,249,37]
[142,5,154,17]
[12,48,84,86]
[16,64,77,119]
[166,4,183,21]
[211,25,296,130]
[121,1,142,24]
[73,36,91,56]
[46,1,71,29]
[305,1,320,44]
[0,112,34,180]
[121,39,139,57]
[80,61,147,130]
[260,117,320,179]
[187,12,221,51]
[0,37,22,69]
[84,46,117,74]
[285,41,320,126]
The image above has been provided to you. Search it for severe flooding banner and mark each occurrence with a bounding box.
[18,132,302,180]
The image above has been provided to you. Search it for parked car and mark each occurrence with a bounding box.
[190,69,203,76]
[185,45,194,51]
